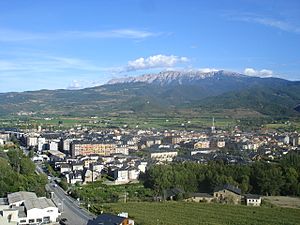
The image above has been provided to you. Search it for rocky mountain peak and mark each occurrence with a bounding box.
[107,70,245,85]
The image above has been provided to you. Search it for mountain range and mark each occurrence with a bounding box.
[0,70,299,117]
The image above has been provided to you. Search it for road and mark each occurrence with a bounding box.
[36,163,95,225]
[47,182,94,225]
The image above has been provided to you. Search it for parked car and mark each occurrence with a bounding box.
[59,218,68,225]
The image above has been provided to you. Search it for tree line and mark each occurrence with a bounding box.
[140,153,300,196]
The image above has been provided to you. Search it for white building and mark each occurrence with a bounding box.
[62,138,73,152]
[19,198,59,224]
[217,140,226,148]
[115,145,129,155]
[116,169,129,183]
[244,194,261,206]
[37,137,46,151]
[108,167,130,184]
[150,151,178,162]
[27,137,38,147]
[0,133,10,141]
[49,141,59,151]
[128,167,140,180]
[7,192,37,207]
[137,161,147,173]
[3,192,59,224]
[194,139,210,149]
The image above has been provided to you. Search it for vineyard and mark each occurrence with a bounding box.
[102,202,300,225]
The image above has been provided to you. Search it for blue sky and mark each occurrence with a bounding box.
[0,0,299,92]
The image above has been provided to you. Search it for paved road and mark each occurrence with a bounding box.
[47,183,94,225]
[35,163,95,225]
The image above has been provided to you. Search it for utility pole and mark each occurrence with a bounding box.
[61,198,65,212]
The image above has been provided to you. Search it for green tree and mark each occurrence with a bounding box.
[20,157,36,175]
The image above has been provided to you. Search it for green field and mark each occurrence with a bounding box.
[0,115,236,130]
[101,202,300,225]
[1,114,299,131]
[264,121,300,132]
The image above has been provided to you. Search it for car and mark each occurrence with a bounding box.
[59,218,68,225]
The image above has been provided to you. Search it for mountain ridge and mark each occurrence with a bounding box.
[0,70,299,117]
[107,70,247,85]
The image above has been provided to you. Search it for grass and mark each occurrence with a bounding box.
[263,196,300,209]
[102,202,300,225]
[265,122,300,131]
[0,115,236,130]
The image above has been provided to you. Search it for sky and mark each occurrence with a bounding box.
[0,0,300,92]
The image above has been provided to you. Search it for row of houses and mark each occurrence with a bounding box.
[166,184,261,207]
[50,153,147,185]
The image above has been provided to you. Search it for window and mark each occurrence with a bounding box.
[37,218,42,222]
[20,220,26,223]
[29,219,35,223]
[43,216,50,222]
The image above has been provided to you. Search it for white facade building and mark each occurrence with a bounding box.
[27,137,38,147]
[49,141,59,151]
[244,194,261,206]
[19,198,59,224]
[37,137,46,151]
[150,151,178,162]
[3,192,59,225]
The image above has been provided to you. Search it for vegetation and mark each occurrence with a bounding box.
[0,114,237,131]
[0,147,48,197]
[101,202,300,225]
[70,182,154,204]
[0,74,299,118]
[140,153,300,197]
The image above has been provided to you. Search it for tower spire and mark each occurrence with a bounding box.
[211,117,216,133]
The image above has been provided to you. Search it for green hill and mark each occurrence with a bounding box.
[0,71,299,118]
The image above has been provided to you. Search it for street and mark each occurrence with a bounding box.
[47,183,94,225]
[35,163,95,225]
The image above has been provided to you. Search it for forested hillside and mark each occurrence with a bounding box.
[0,147,47,197]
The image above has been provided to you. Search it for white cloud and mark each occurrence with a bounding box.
[65,29,157,39]
[259,69,273,76]
[0,28,159,42]
[244,68,273,77]
[0,54,112,74]
[67,80,82,90]
[248,17,300,34]
[244,68,257,76]
[196,68,219,73]
[126,54,189,71]
[228,13,300,34]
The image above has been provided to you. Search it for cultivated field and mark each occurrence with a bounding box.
[263,196,300,209]
[104,202,300,225]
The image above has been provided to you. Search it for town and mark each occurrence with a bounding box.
[0,117,299,225]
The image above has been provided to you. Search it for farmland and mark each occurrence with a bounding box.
[0,115,236,130]
[101,202,300,225]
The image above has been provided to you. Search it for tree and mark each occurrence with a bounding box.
[281,167,299,195]
[20,157,36,175]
